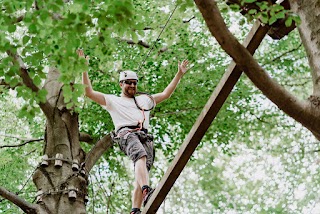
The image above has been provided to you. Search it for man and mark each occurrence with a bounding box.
[78,49,189,214]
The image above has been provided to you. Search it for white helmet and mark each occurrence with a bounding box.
[119,70,138,82]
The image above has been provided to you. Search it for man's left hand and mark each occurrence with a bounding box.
[178,59,189,74]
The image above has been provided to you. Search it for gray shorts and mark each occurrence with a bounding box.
[117,131,155,171]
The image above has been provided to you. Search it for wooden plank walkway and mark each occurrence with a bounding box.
[142,21,269,214]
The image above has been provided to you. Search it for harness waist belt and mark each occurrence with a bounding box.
[117,126,148,134]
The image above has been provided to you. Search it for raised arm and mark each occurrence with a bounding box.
[77,50,106,106]
[152,60,189,104]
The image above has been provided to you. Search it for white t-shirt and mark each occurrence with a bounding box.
[102,94,156,132]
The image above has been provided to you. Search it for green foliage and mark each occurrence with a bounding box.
[227,0,301,27]
[0,0,140,116]
[0,0,317,213]
[0,93,43,212]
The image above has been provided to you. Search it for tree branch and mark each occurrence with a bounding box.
[79,132,94,144]
[0,186,38,214]
[194,0,320,137]
[85,134,114,172]
[0,78,23,89]
[183,16,195,23]
[0,79,10,88]
[0,133,37,141]
[118,38,169,53]
[6,50,39,91]
[6,50,53,118]
[120,38,150,48]
[0,132,96,148]
[0,138,43,149]
[261,43,303,66]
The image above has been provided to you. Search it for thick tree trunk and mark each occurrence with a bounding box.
[32,68,87,213]
[289,0,320,97]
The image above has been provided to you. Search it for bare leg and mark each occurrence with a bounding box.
[132,180,143,208]
[135,156,149,188]
[132,156,149,209]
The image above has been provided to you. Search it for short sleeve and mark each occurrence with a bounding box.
[136,94,156,110]
[146,95,156,110]
[101,94,114,110]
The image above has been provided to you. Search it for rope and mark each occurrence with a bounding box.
[90,174,95,214]
[16,165,39,195]
[137,3,178,72]
[0,164,39,203]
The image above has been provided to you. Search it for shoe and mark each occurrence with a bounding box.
[130,208,141,214]
[142,187,155,207]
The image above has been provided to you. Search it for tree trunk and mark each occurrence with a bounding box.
[289,0,320,97]
[32,68,87,213]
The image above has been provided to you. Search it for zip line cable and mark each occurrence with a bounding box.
[137,3,178,72]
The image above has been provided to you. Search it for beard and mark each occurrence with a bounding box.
[124,87,136,97]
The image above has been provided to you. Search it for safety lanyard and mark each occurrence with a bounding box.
[133,92,155,130]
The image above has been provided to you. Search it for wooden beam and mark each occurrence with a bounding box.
[142,21,269,214]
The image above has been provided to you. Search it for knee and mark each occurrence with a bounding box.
[140,156,146,161]
[136,156,147,164]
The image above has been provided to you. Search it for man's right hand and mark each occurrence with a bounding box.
[79,49,106,106]
[77,49,89,64]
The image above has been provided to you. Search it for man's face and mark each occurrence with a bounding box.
[120,79,138,97]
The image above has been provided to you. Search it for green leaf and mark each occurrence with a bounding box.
[256,2,268,10]
[58,74,68,83]
[131,31,139,44]
[269,16,277,25]
[275,11,285,19]
[248,9,257,15]
[72,83,85,99]
[28,24,37,34]
[18,104,29,118]
[33,75,42,87]
[292,15,301,26]
[37,89,48,103]
[76,23,86,33]
[8,25,16,33]
[272,4,284,12]
[66,102,74,109]
[9,77,20,87]
[32,36,39,44]
[285,17,293,27]
[229,4,240,11]
[63,85,72,103]
[243,0,256,3]
[260,12,269,24]
[40,10,50,23]
[22,36,30,45]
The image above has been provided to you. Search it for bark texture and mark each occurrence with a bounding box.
[289,0,320,96]
[32,68,87,214]
[1,68,113,213]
